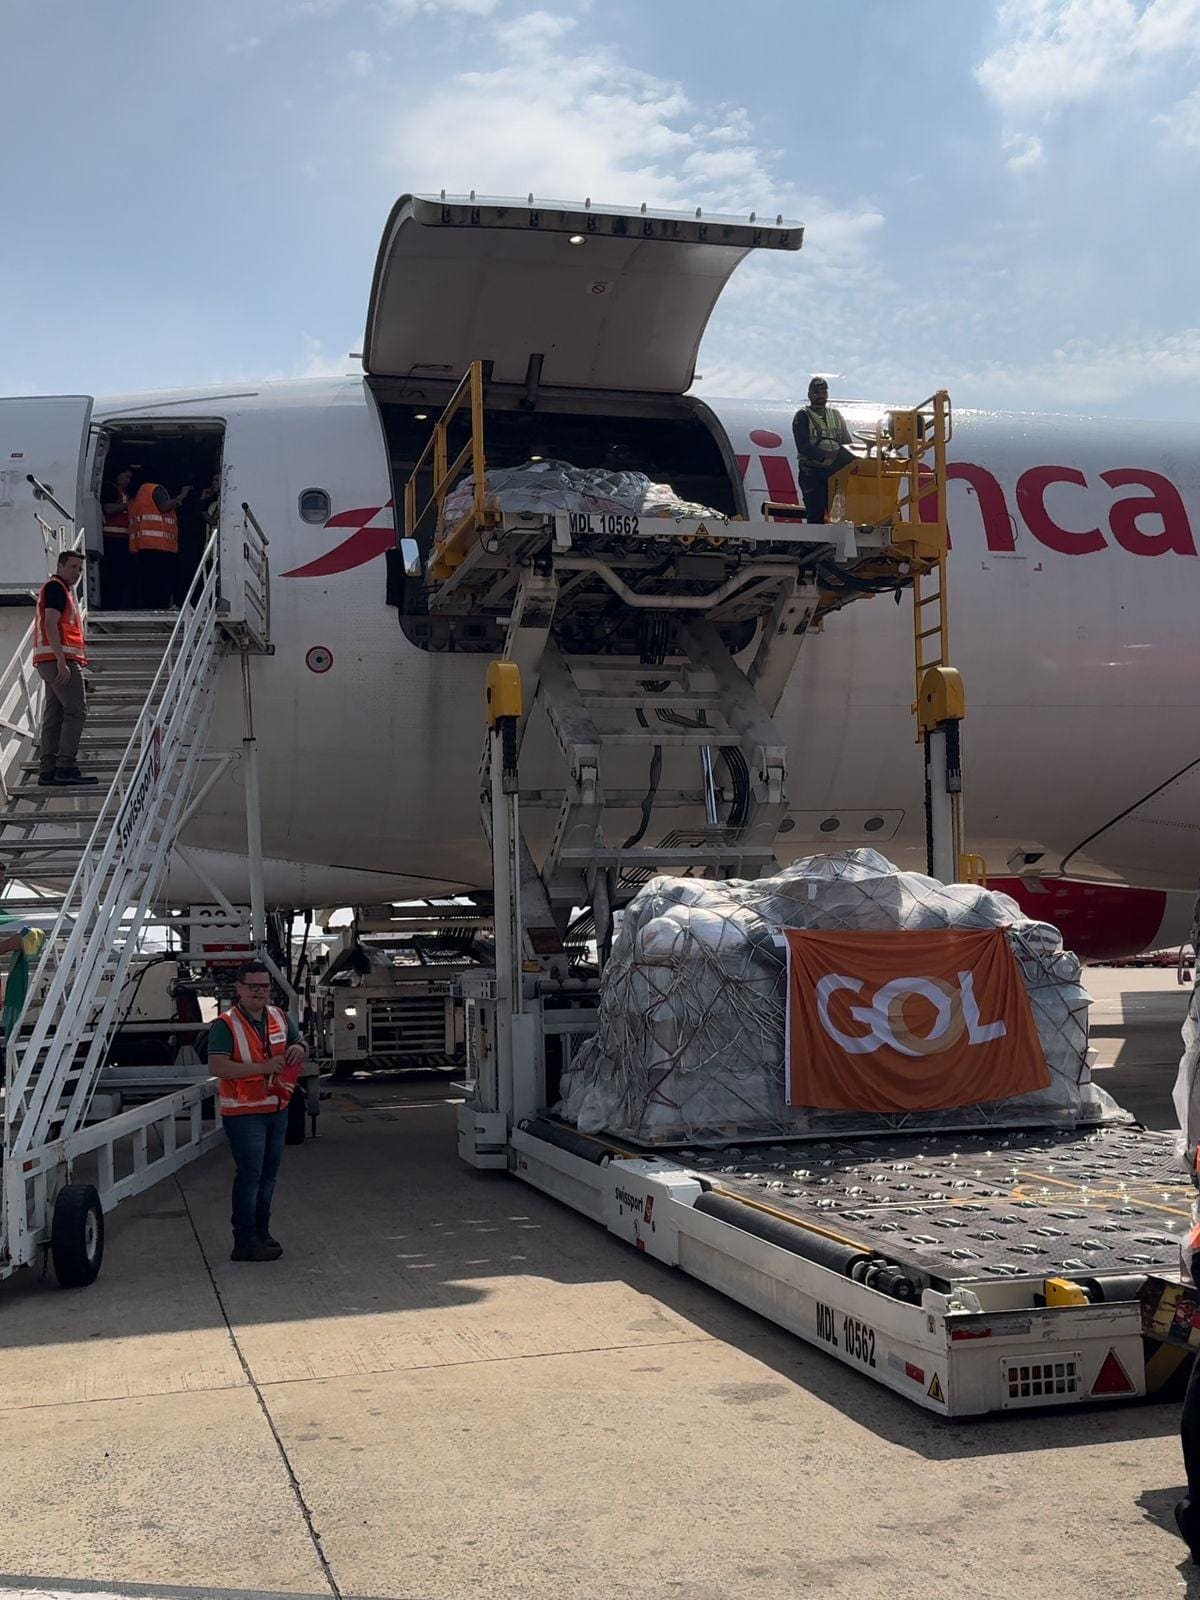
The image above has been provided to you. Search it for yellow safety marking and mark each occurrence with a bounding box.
[927,1372,945,1403]
[1044,1276,1089,1307]
[1011,1169,1192,1220]
[707,1183,874,1255]
[1146,1342,1192,1393]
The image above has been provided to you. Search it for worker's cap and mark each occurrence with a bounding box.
[807,376,829,394]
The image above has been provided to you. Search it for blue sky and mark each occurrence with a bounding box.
[2,0,1198,417]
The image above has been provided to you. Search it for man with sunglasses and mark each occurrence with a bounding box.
[208,961,307,1261]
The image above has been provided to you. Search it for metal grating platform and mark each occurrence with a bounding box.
[671,1125,1190,1287]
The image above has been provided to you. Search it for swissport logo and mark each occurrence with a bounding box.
[815,971,1005,1057]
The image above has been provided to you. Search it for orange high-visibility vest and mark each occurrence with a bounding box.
[33,579,87,667]
[214,1004,296,1117]
[103,489,129,540]
[128,483,179,554]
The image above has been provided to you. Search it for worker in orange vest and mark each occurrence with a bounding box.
[207,960,308,1261]
[101,468,133,608]
[33,549,97,787]
[128,478,191,608]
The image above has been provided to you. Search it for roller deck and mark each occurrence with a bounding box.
[504,1115,1193,1415]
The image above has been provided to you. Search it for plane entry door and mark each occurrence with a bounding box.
[0,395,94,593]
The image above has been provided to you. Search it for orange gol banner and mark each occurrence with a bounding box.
[784,927,1050,1113]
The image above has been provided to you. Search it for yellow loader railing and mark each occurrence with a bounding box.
[404,359,489,582]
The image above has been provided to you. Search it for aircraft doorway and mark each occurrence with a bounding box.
[89,419,225,612]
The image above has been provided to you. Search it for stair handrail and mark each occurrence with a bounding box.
[239,500,271,647]
[4,530,224,1150]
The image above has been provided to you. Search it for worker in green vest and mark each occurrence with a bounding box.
[792,376,855,524]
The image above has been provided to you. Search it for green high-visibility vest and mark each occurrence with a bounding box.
[804,406,846,462]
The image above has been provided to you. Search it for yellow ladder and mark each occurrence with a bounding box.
[912,550,949,719]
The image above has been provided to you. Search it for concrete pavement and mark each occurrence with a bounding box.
[0,975,1197,1600]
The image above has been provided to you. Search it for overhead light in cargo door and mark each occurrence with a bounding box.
[414,412,428,421]
[568,234,586,245]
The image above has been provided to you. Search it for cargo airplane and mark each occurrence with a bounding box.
[1,194,1195,961]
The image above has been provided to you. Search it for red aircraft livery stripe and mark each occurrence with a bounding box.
[282,501,395,578]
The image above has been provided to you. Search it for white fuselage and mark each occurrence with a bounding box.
[83,379,1198,946]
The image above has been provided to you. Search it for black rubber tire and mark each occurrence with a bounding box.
[331,1060,355,1083]
[285,1088,307,1145]
[51,1184,105,1288]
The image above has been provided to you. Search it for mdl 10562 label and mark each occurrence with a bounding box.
[816,1302,877,1368]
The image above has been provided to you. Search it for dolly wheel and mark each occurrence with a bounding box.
[51,1184,105,1288]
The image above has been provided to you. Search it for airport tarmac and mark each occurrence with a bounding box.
[0,968,1196,1600]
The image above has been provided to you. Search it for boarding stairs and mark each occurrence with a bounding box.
[0,514,271,1281]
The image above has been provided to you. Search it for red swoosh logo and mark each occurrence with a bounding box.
[282,500,395,578]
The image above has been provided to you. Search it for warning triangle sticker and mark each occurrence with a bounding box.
[927,1372,945,1404]
[1091,1348,1135,1397]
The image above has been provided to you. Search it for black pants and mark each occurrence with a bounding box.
[1183,1352,1200,1505]
[134,551,180,609]
[102,539,131,608]
[798,472,829,525]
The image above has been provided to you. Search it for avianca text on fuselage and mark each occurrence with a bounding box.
[285,455,1196,579]
[739,441,1196,559]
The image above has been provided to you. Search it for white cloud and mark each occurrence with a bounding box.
[1156,83,1200,145]
[950,327,1200,407]
[389,11,881,238]
[1003,132,1045,170]
[377,0,498,18]
[382,10,889,401]
[226,34,264,54]
[977,0,1200,118]
[294,335,359,378]
[345,49,377,76]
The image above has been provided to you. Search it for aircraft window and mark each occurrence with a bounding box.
[299,488,331,524]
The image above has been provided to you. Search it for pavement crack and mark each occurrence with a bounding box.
[176,1178,342,1600]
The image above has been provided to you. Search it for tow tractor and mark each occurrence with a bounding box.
[315,906,483,1078]
[399,322,1191,1415]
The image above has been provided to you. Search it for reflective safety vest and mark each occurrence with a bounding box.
[128,483,179,554]
[103,489,129,541]
[803,405,848,466]
[33,580,87,667]
[214,1004,296,1117]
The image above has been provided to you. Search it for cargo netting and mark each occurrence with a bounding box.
[557,849,1120,1146]
[439,459,725,535]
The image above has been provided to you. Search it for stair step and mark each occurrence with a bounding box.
[0,841,95,858]
[19,760,122,775]
[1,815,105,830]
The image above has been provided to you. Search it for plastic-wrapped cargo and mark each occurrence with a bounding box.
[1172,985,1200,1283]
[557,849,1118,1145]
[1172,985,1200,1170]
[439,459,725,535]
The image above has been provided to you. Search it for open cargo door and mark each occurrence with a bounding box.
[364,194,802,394]
[0,395,93,592]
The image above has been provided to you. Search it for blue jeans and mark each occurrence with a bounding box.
[222,1108,288,1246]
